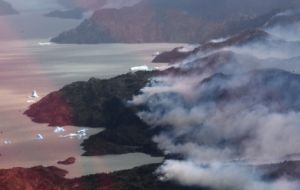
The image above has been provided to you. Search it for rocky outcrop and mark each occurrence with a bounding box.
[25,91,73,126]
[57,157,76,165]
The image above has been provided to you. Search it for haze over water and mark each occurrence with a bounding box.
[0,12,180,178]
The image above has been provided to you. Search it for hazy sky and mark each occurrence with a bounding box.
[9,0,61,11]
[7,0,143,12]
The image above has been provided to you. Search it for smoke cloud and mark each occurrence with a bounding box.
[158,160,300,190]
[130,10,300,190]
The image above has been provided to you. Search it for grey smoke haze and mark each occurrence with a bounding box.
[136,70,300,162]
[158,161,300,190]
[219,15,300,60]
[130,10,300,190]
[226,39,300,60]
[266,23,300,42]
[264,10,300,42]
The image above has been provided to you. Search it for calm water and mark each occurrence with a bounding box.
[0,13,182,178]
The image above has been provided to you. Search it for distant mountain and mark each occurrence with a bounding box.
[58,0,142,11]
[0,0,18,15]
[51,0,300,44]
[58,0,105,10]
[44,9,84,20]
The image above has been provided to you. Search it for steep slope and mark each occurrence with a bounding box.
[0,166,68,190]
[21,3,300,189]
[24,71,162,156]
[0,164,210,190]
[1,161,300,190]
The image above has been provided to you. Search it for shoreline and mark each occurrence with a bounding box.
[0,41,179,178]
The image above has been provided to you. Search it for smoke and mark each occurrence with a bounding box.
[158,160,300,190]
[265,10,300,42]
[135,70,300,161]
[226,12,300,60]
[130,10,300,190]
[226,40,300,60]
[266,22,300,42]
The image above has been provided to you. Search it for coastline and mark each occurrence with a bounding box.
[0,41,179,178]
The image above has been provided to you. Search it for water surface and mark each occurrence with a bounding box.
[0,13,181,178]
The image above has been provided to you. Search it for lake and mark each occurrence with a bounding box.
[0,12,182,178]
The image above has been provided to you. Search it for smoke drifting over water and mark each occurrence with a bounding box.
[131,10,300,190]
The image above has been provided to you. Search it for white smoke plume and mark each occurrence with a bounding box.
[158,160,300,190]
[265,10,300,42]
[266,23,300,42]
[130,10,300,190]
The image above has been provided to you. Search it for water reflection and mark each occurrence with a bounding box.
[0,40,178,177]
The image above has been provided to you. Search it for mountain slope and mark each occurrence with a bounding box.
[44,9,84,19]
[58,0,142,11]
[2,161,300,190]
[51,0,300,44]
[0,0,18,15]
[24,71,162,156]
